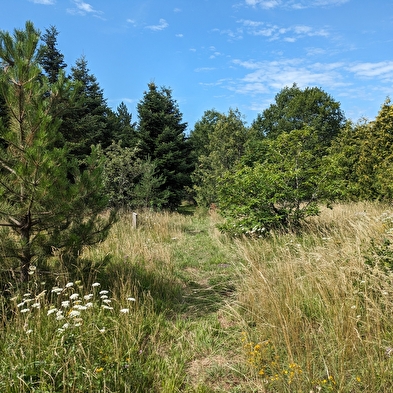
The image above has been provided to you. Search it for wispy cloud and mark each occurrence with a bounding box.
[245,0,282,9]
[232,58,346,94]
[146,19,169,31]
[67,0,103,17]
[195,67,216,72]
[226,58,393,102]
[219,20,330,42]
[245,0,349,9]
[347,61,393,79]
[29,0,55,4]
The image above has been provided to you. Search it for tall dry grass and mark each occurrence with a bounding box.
[235,202,393,392]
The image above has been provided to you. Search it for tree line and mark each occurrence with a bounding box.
[1,21,392,281]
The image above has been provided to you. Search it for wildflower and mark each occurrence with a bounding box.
[92,282,101,287]
[31,302,41,309]
[73,304,88,311]
[85,302,93,308]
[23,293,31,298]
[47,308,58,316]
[99,290,109,295]
[84,294,93,300]
[100,294,108,299]
[62,323,70,330]
[51,287,63,294]
[56,314,65,321]
[61,300,70,308]
[20,308,30,313]
[69,293,79,300]
[26,329,33,334]
[65,282,74,288]
[102,305,113,310]
[120,308,129,313]
[356,376,361,382]
[17,301,25,308]
[95,367,104,373]
[68,310,81,318]
[98,327,106,333]
[102,299,111,304]
[127,297,136,302]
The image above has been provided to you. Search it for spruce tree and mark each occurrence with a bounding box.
[60,56,113,163]
[40,25,67,84]
[136,82,192,208]
[0,22,114,282]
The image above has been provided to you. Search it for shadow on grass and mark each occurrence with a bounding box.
[99,257,235,319]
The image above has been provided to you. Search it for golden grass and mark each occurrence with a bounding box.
[235,202,393,391]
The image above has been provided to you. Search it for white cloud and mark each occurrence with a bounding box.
[245,0,349,9]
[235,20,329,41]
[146,19,169,31]
[230,58,348,96]
[347,61,393,79]
[67,0,103,16]
[245,0,282,8]
[176,34,184,38]
[29,0,55,4]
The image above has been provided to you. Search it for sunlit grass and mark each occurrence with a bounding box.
[235,202,393,392]
[2,203,393,392]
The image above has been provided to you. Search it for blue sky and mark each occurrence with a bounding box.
[1,0,393,131]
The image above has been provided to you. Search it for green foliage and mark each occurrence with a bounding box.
[253,83,345,148]
[59,56,114,163]
[136,82,193,209]
[326,99,393,201]
[0,22,114,281]
[102,142,168,209]
[218,128,323,235]
[192,108,250,207]
[40,25,67,84]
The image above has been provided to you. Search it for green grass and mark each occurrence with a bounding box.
[1,202,393,392]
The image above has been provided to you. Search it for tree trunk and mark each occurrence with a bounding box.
[20,214,32,282]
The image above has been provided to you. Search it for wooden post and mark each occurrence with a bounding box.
[132,212,138,229]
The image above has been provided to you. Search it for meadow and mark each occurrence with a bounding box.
[1,202,393,392]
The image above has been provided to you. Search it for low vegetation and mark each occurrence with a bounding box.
[1,202,393,392]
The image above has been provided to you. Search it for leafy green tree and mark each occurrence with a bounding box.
[136,82,192,209]
[192,108,249,207]
[40,25,67,84]
[253,83,345,148]
[188,109,222,161]
[102,142,167,209]
[0,22,114,281]
[218,128,324,235]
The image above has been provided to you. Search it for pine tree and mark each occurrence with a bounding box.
[136,82,192,208]
[0,22,114,282]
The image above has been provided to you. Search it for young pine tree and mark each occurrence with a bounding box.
[0,22,114,282]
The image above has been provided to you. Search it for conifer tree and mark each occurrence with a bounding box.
[0,22,114,282]
[60,56,113,163]
[40,25,67,84]
[136,82,192,208]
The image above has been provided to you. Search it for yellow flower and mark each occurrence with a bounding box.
[95,367,104,373]
[356,376,361,382]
